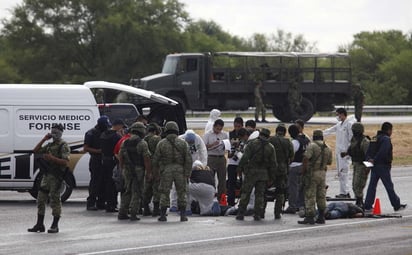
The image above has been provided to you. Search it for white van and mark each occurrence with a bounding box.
[0,82,178,201]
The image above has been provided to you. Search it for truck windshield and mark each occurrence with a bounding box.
[162,56,179,74]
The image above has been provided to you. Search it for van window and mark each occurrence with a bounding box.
[98,104,139,127]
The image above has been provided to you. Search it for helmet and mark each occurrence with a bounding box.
[164,121,179,133]
[313,130,323,137]
[351,123,364,133]
[129,122,146,135]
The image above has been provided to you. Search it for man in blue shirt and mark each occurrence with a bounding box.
[364,122,407,213]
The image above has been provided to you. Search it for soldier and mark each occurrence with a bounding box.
[254,81,267,123]
[353,83,365,122]
[153,121,192,222]
[84,115,111,211]
[288,77,302,119]
[117,122,152,221]
[28,124,70,233]
[236,128,277,221]
[268,124,294,219]
[341,123,370,208]
[298,130,332,225]
[142,123,162,216]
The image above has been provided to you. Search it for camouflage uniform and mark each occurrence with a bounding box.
[254,82,266,122]
[353,84,365,122]
[346,123,370,207]
[37,140,70,217]
[118,122,151,220]
[288,81,302,118]
[299,130,332,224]
[268,126,294,219]
[237,128,277,220]
[142,129,161,215]
[153,121,192,221]
[28,124,70,233]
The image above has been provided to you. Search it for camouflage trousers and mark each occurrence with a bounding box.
[143,177,160,205]
[159,164,187,209]
[274,174,287,216]
[352,162,370,199]
[238,175,267,216]
[119,166,145,217]
[254,98,266,120]
[37,173,62,217]
[303,170,326,218]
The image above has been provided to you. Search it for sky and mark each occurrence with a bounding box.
[0,0,411,52]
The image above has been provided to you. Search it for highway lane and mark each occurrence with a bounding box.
[1,167,411,255]
[186,115,412,129]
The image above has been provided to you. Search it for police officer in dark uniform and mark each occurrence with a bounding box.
[84,115,111,211]
[100,119,123,212]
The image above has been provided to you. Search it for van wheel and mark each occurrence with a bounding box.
[29,172,74,202]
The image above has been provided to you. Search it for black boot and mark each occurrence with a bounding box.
[152,202,160,217]
[47,216,60,233]
[28,214,45,233]
[356,197,364,209]
[315,210,325,224]
[158,207,167,222]
[179,207,188,222]
[298,217,315,225]
[274,195,284,220]
[236,208,245,221]
[143,204,152,216]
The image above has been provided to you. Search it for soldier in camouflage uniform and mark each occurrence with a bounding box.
[298,130,332,225]
[254,81,267,122]
[353,83,365,122]
[28,124,70,234]
[341,123,370,208]
[236,128,277,221]
[117,122,152,221]
[268,124,294,219]
[142,123,162,216]
[153,121,192,222]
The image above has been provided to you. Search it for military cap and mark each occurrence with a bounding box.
[260,128,271,138]
[164,121,179,132]
[275,123,286,133]
[51,123,64,132]
[313,129,323,137]
[351,122,364,133]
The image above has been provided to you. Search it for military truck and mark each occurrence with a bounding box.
[131,52,353,122]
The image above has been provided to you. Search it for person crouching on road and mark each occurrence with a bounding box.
[28,124,70,233]
[236,128,277,221]
[298,130,332,225]
[189,160,221,216]
[153,121,193,222]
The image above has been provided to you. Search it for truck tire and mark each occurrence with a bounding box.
[272,104,291,122]
[29,171,74,202]
[294,97,314,122]
[272,97,314,122]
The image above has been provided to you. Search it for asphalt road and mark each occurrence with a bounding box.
[1,167,411,255]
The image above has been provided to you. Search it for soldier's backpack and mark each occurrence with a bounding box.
[123,136,143,167]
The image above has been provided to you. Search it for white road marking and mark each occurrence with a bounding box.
[76,215,412,255]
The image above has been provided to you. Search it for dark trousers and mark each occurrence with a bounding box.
[364,165,401,210]
[227,164,238,206]
[87,156,105,208]
[102,158,118,208]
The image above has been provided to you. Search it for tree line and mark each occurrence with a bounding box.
[0,0,411,105]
